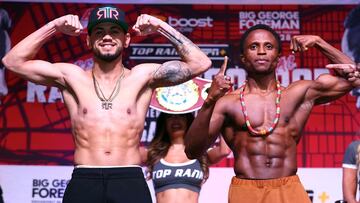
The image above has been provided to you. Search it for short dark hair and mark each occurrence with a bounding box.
[239,24,282,55]
[344,5,360,29]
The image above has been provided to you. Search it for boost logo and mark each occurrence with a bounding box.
[168,16,213,28]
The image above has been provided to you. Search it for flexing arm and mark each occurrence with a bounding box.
[326,64,360,86]
[1,15,82,87]
[291,35,360,84]
[303,73,354,105]
[185,57,231,159]
[343,167,358,203]
[291,35,358,104]
[132,14,211,87]
[291,35,353,64]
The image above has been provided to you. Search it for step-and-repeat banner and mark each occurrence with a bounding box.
[0,165,343,203]
[0,2,359,203]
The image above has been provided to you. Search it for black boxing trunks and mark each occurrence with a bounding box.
[63,166,152,203]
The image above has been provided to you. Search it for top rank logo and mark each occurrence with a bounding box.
[129,44,228,61]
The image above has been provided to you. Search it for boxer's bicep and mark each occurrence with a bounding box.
[14,60,68,87]
[150,60,192,88]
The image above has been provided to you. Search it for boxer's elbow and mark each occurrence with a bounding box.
[185,146,202,160]
[185,147,195,160]
[2,54,15,70]
[189,56,212,77]
[2,53,23,72]
[197,56,212,75]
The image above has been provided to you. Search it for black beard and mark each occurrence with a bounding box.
[93,47,122,62]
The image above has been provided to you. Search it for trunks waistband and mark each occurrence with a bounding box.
[71,166,144,179]
[231,175,300,187]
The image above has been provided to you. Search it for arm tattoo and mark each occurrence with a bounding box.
[158,28,201,59]
[153,61,192,86]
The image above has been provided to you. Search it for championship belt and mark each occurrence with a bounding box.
[150,77,212,114]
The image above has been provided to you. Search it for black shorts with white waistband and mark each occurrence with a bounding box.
[63,166,152,203]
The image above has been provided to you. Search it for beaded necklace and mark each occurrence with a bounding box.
[239,80,281,136]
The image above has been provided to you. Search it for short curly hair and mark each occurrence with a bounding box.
[239,24,282,55]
